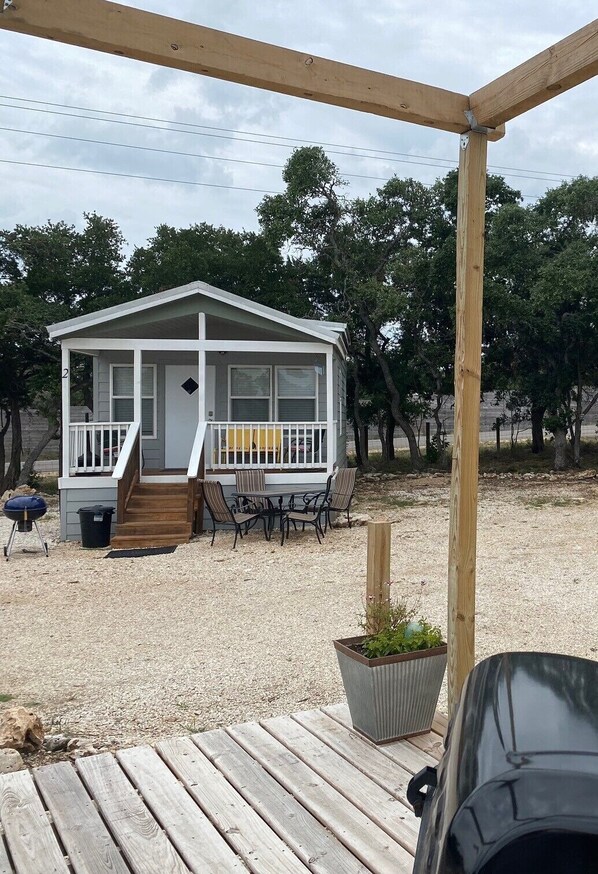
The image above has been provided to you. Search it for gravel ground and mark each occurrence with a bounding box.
[1,473,598,758]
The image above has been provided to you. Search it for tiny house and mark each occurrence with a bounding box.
[48,280,348,546]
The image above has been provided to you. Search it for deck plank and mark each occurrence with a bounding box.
[76,752,190,874]
[117,745,246,873]
[34,761,129,874]
[0,835,13,874]
[157,736,309,874]
[264,715,419,856]
[404,734,443,761]
[0,770,69,874]
[293,710,417,809]
[229,721,413,874]
[195,728,370,874]
[322,704,437,773]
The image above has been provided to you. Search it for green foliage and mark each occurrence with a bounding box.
[359,597,444,659]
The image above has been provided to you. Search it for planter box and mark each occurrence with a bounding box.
[334,635,447,744]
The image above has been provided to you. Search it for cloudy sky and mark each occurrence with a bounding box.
[0,1,596,255]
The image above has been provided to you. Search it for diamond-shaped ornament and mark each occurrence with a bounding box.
[181,377,199,395]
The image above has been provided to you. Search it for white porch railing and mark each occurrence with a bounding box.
[206,422,330,470]
[68,422,132,474]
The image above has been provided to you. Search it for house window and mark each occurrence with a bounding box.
[111,364,156,437]
[276,367,317,422]
[229,366,271,421]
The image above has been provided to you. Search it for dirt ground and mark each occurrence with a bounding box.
[1,472,597,763]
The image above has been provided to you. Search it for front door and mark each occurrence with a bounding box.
[165,365,215,468]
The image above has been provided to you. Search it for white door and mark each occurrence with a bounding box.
[165,365,215,468]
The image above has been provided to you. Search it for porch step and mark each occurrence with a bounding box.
[126,495,188,511]
[124,509,189,522]
[110,533,191,549]
[134,483,188,495]
[115,521,192,537]
[113,481,194,548]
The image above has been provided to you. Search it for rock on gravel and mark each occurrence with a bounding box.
[0,706,44,752]
[0,748,24,773]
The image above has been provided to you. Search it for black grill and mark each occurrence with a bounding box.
[408,651,598,873]
[3,495,49,559]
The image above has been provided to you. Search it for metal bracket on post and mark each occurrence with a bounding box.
[464,109,495,136]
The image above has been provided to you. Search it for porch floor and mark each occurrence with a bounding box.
[0,703,445,874]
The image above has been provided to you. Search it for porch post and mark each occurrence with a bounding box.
[133,348,142,468]
[326,349,335,473]
[447,130,488,716]
[61,344,70,476]
[198,313,206,422]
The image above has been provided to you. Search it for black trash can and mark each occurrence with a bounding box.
[408,651,598,874]
[78,505,114,548]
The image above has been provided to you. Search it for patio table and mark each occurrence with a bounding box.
[231,490,297,538]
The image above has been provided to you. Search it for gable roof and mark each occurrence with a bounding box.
[47,280,348,350]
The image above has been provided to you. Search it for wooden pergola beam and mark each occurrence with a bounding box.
[0,0,505,139]
[470,19,598,128]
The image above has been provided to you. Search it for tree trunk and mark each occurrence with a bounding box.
[360,306,422,469]
[17,420,59,486]
[352,420,362,468]
[0,409,10,494]
[385,411,395,461]
[530,405,545,454]
[351,361,368,467]
[553,426,567,471]
[2,402,22,492]
[377,416,389,461]
[573,370,582,467]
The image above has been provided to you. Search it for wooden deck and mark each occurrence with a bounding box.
[0,703,446,874]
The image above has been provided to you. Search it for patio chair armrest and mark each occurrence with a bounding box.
[302,490,326,509]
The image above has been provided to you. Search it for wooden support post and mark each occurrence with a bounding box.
[425,422,431,456]
[447,131,488,717]
[495,418,501,454]
[366,521,391,633]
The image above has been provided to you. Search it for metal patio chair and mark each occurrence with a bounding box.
[200,480,267,549]
[323,466,357,531]
[235,468,267,509]
[280,498,327,545]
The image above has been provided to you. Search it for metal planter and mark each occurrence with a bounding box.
[333,635,447,744]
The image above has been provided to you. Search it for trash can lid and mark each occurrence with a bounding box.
[77,505,115,514]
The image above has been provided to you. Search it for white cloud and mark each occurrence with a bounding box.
[0,1,596,249]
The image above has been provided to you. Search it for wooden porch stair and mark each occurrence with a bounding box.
[111,483,192,549]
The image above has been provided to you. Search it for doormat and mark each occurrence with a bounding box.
[105,546,177,558]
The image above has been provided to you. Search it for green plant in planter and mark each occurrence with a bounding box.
[359,598,444,658]
[334,587,447,743]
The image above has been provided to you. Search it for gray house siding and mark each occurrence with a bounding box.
[61,486,118,541]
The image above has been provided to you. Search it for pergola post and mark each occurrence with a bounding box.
[447,130,488,716]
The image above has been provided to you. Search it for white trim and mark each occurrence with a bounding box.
[112,422,141,480]
[110,362,157,439]
[48,279,346,347]
[187,421,207,478]
[58,476,114,489]
[61,346,70,477]
[326,348,334,474]
[198,313,206,424]
[228,364,272,421]
[58,470,328,490]
[61,338,332,353]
